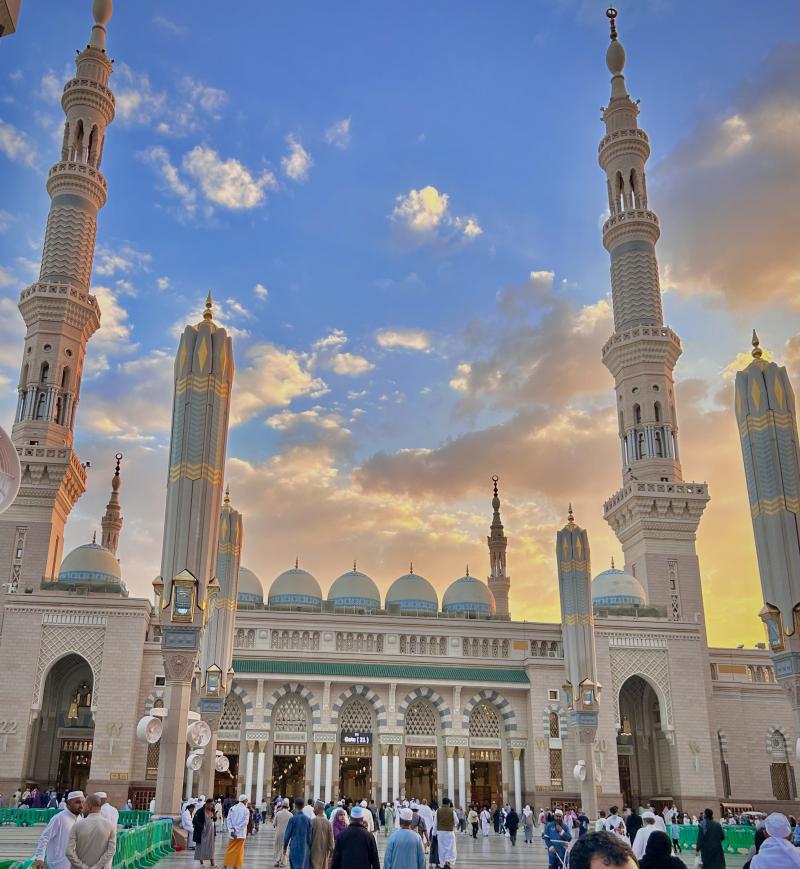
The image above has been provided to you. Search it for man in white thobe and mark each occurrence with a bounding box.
[95,793,119,828]
[33,791,85,869]
[479,807,491,837]
[418,801,434,835]
[632,812,659,861]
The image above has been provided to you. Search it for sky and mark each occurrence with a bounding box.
[0,0,798,647]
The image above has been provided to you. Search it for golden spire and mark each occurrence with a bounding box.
[606,6,618,41]
[752,329,763,359]
[465,564,470,577]
[203,292,214,321]
[409,561,414,575]
[353,559,357,572]
[611,555,616,569]
[92,530,96,544]
[223,485,231,506]
[295,556,299,570]
[567,503,574,524]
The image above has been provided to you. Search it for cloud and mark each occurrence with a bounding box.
[39,70,64,103]
[90,285,136,356]
[324,117,351,149]
[0,210,13,232]
[0,266,16,288]
[449,362,471,392]
[0,296,25,368]
[375,328,431,352]
[157,276,170,290]
[113,64,167,127]
[254,283,268,300]
[265,407,352,451]
[183,146,276,209]
[312,329,374,376]
[139,145,199,217]
[0,118,36,167]
[391,185,482,243]
[94,243,152,277]
[230,342,329,426]
[281,135,313,182]
[657,43,800,308]
[152,15,187,35]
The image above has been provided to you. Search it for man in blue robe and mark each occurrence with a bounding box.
[284,797,312,869]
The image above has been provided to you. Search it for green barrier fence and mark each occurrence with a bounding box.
[0,809,59,827]
[5,819,174,869]
[118,811,153,828]
[677,824,755,854]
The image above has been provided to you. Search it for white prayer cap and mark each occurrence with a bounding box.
[95,792,108,799]
[282,799,290,807]
[642,811,656,820]
[402,800,409,807]
[67,791,84,800]
[360,800,368,807]
[351,806,364,819]
[554,809,564,816]
[411,803,420,811]
[399,808,413,821]
[238,794,248,802]
[765,812,791,839]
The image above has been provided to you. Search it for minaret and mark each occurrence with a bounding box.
[154,294,234,815]
[0,0,115,587]
[100,453,123,555]
[197,486,243,796]
[734,332,800,743]
[599,8,709,619]
[487,475,510,619]
[556,504,599,819]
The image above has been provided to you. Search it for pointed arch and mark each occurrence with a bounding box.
[331,684,387,728]
[264,682,321,728]
[397,687,452,730]
[228,682,255,725]
[462,688,517,733]
[143,689,165,713]
[542,704,568,740]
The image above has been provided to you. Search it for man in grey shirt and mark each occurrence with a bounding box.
[66,794,116,869]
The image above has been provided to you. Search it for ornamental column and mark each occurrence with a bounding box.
[244,740,255,800]
[324,743,334,803]
[735,333,800,753]
[313,741,323,801]
[457,749,466,809]
[255,742,266,807]
[391,748,400,801]
[380,745,389,804]
[446,746,455,801]
[511,748,522,813]
[154,296,234,816]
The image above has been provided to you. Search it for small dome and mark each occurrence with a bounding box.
[268,567,322,611]
[606,40,626,75]
[442,575,496,617]
[328,570,381,612]
[592,568,647,608]
[237,566,264,608]
[58,542,125,592]
[385,572,438,616]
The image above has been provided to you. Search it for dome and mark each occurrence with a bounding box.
[268,567,322,611]
[58,542,126,592]
[385,572,438,616]
[237,566,264,608]
[328,570,381,612]
[592,568,647,608]
[442,575,496,617]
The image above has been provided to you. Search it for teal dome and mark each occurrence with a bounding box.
[268,567,322,611]
[58,542,126,593]
[442,575,496,617]
[592,568,647,608]
[237,566,264,608]
[328,570,381,611]
[386,572,438,615]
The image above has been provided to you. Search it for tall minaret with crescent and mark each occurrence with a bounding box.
[0,0,115,589]
[487,476,511,619]
[599,8,709,622]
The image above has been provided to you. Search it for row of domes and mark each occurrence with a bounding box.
[239,566,497,616]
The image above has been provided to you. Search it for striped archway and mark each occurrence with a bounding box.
[265,682,321,727]
[331,684,387,728]
[398,686,452,730]
[462,688,517,733]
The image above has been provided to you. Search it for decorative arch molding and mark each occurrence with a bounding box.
[331,684,387,728]
[462,688,517,733]
[398,687,452,730]
[610,646,674,733]
[143,689,165,713]
[264,682,321,728]
[33,625,105,709]
[229,682,255,725]
[766,726,789,758]
[542,704,568,740]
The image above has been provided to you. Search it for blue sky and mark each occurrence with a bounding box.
[0,1,798,644]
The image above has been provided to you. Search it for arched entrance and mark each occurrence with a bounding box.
[338,698,374,801]
[30,654,94,791]
[469,702,502,805]
[617,675,673,808]
[403,699,439,802]
[216,694,242,798]
[271,694,311,800]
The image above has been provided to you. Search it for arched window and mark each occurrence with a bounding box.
[549,711,561,739]
[637,431,646,460]
[410,637,417,654]
[633,403,641,425]
[273,695,308,732]
[220,694,243,730]
[471,639,479,656]
[469,702,500,739]
[40,362,49,383]
[768,729,797,800]
[55,396,63,425]
[615,171,624,213]
[654,401,662,423]
[405,700,437,736]
[419,637,427,655]
[399,636,407,654]
[61,122,70,161]
[654,431,664,458]
[629,169,638,208]
[88,125,99,166]
[35,392,47,420]
[74,120,85,162]
[340,698,373,734]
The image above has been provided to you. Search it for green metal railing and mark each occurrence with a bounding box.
[677,824,755,854]
[0,809,59,827]
[118,811,153,828]
[4,818,173,869]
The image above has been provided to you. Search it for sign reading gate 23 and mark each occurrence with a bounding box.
[341,731,372,745]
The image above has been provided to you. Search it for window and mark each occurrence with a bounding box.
[274,695,308,732]
[220,694,243,730]
[145,741,160,780]
[340,698,373,734]
[549,712,561,739]
[549,748,563,788]
[718,731,731,798]
[469,703,500,739]
[548,689,560,702]
[405,701,437,736]
[154,675,166,687]
[633,403,641,424]
[15,548,23,559]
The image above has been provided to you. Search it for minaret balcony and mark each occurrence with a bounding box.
[598,128,650,166]
[47,162,107,209]
[62,78,115,123]
[603,479,709,542]
[602,325,681,375]
[19,283,101,337]
[602,209,659,248]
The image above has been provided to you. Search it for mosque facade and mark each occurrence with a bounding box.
[0,2,797,819]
